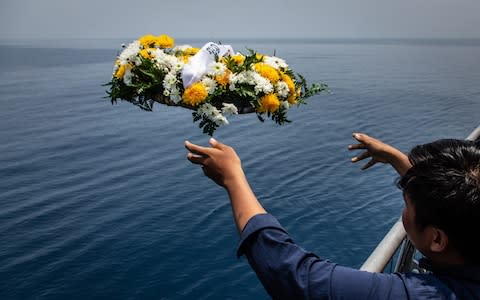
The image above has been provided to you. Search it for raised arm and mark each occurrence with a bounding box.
[185,138,266,233]
[348,133,412,176]
[185,137,412,299]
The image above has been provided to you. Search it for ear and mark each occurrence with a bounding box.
[429,227,449,253]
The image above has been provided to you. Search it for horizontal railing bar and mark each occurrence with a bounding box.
[360,218,405,272]
[466,125,480,141]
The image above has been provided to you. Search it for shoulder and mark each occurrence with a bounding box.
[399,272,478,299]
[329,266,471,299]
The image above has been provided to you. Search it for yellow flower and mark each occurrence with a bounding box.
[114,64,126,79]
[281,73,295,94]
[259,93,280,113]
[184,47,200,56]
[218,57,228,65]
[256,53,264,62]
[139,48,155,60]
[215,69,231,87]
[287,88,302,104]
[254,63,280,83]
[139,34,157,48]
[232,54,245,65]
[287,92,298,105]
[155,34,174,49]
[181,48,200,63]
[182,83,208,106]
[181,55,190,63]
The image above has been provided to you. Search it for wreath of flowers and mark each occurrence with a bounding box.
[105,34,328,135]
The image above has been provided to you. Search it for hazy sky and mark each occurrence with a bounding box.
[1,0,479,39]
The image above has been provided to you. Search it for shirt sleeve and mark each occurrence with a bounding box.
[237,213,409,300]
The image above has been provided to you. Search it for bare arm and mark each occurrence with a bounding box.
[185,138,266,233]
[348,133,412,176]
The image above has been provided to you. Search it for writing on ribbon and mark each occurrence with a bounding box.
[206,43,220,56]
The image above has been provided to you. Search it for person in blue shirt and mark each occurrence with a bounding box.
[184,133,480,299]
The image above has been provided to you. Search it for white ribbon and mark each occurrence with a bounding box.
[181,42,234,88]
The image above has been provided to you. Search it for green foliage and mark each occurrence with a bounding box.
[192,111,219,136]
[271,104,291,125]
[296,74,330,104]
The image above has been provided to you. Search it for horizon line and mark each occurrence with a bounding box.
[1,36,480,41]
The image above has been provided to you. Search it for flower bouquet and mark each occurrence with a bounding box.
[105,34,328,135]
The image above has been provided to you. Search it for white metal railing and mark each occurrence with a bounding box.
[467,125,480,141]
[360,124,480,273]
[360,218,405,272]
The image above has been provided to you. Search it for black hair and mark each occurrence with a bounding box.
[398,139,480,264]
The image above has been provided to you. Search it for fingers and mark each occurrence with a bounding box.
[351,150,371,162]
[209,137,220,148]
[362,159,376,170]
[348,143,366,150]
[185,141,211,165]
[350,133,369,151]
[185,140,211,156]
[187,152,207,165]
[185,139,226,167]
[209,137,227,150]
[352,132,372,144]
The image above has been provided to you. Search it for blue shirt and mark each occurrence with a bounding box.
[237,214,480,299]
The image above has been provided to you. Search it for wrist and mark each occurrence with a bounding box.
[223,169,248,190]
[387,148,411,176]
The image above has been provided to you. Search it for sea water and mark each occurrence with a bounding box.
[0,38,479,299]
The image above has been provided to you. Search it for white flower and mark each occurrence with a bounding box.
[208,62,226,76]
[173,61,184,72]
[197,103,217,116]
[164,72,177,87]
[163,71,179,96]
[229,72,240,84]
[281,101,290,110]
[118,40,140,65]
[264,56,288,69]
[133,56,142,66]
[244,71,256,85]
[228,70,273,95]
[222,103,238,115]
[201,77,217,94]
[212,114,229,126]
[153,48,166,59]
[275,81,290,99]
[252,72,273,95]
[228,72,241,91]
[154,49,182,72]
[163,90,170,96]
[170,87,182,103]
[123,68,134,86]
[197,103,229,126]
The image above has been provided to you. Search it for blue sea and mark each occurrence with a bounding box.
[0,38,479,299]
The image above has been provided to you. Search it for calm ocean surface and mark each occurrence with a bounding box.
[0,38,479,299]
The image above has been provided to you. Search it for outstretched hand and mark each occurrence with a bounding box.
[348,132,412,175]
[185,138,244,188]
[185,138,266,232]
